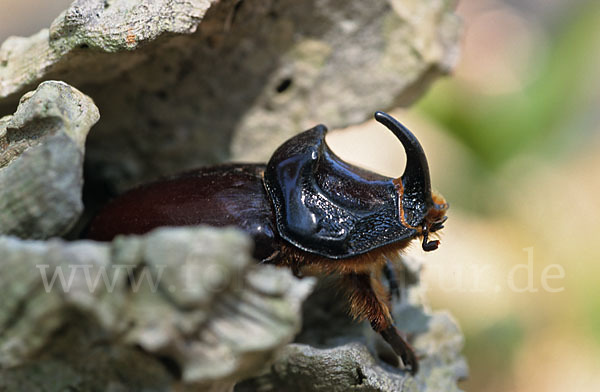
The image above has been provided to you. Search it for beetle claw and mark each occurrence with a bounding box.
[380,325,419,374]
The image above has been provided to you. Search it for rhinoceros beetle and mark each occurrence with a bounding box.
[86,111,448,374]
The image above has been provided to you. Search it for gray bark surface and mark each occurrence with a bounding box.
[0,228,314,391]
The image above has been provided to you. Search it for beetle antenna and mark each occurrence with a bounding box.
[374,111,433,207]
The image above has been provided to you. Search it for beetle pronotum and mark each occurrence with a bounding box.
[86,111,449,374]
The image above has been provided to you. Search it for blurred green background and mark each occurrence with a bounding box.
[2,0,599,391]
[417,0,600,390]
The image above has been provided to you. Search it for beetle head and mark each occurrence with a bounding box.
[263,111,447,258]
[374,111,448,251]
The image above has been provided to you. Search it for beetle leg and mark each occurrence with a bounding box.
[261,248,305,277]
[290,263,303,278]
[260,249,281,264]
[380,325,418,374]
[383,259,401,301]
[341,272,418,374]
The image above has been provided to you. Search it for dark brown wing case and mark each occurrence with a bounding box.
[86,164,278,260]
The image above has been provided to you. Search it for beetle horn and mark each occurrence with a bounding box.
[374,111,433,208]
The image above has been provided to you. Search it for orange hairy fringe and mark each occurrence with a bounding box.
[275,240,412,331]
[276,239,411,275]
